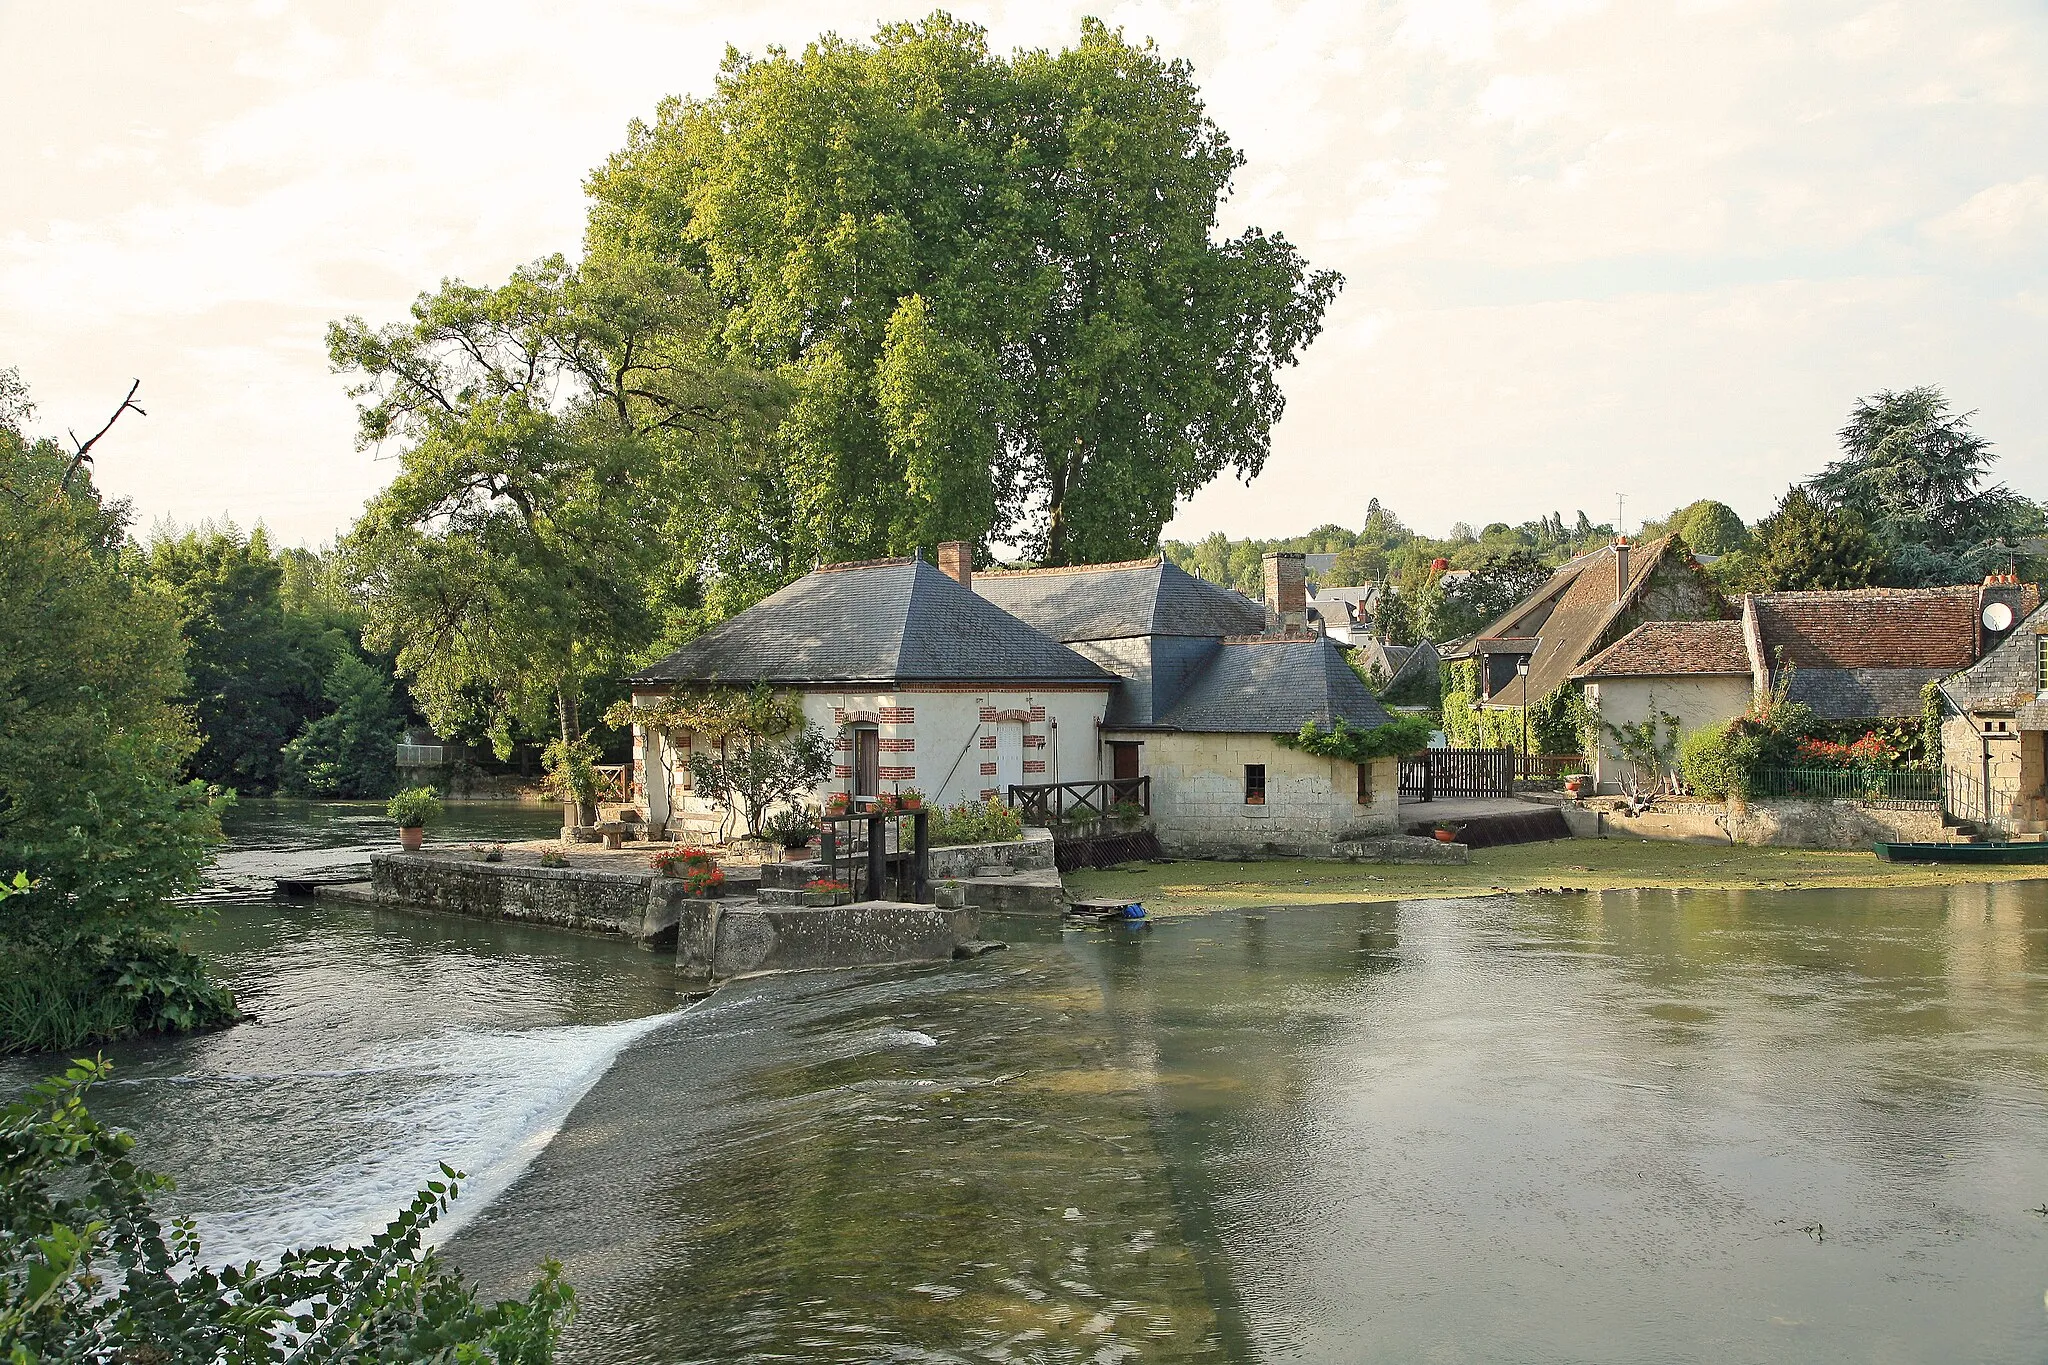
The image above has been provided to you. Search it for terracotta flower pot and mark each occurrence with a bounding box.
[1432,828,1457,843]
[399,825,425,851]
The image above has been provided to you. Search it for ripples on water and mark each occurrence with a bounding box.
[18,803,2048,1362]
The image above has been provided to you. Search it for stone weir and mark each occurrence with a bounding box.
[353,853,978,984]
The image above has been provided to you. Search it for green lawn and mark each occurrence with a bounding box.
[1065,839,2048,915]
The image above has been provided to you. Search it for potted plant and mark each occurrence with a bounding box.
[872,792,900,814]
[804,877,852,907]
[896,787,925,812]
[1431,824,1460,844]
[825,792,852,816]
[386,787,442,851]
[654,847,725,897]
[1563,773,1587,799]
[764,807,818,860]
[933,879,969,910]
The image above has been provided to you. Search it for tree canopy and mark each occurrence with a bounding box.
[586,13,1339,567]
[1738,486,1887,592]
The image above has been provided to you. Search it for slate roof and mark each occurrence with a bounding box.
[1154,635,1392,734]
[974,558,1267,642]
[1786,667,1950,721]
[1749,587,2000,670]
[1943,600,2048,713]
[1575,620,1752,680]
[1458,535,1722,704]
[629,557,1114,687]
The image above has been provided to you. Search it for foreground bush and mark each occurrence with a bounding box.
[0,1059,575,1363]
[928,799,1024,847]
[0,932,238,1058]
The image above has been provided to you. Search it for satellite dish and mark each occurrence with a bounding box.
[1983,601,2015,632]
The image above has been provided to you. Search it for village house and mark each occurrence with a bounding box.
[1935,585,2048,835]
[1573,578,2038,793]
[1440,534,1728,720]
[624,545,1402,858]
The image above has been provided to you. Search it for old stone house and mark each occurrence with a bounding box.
[1935,584,2048,834]
[1573,579,2039,793]
[1440,534,1729,722]
[625,545,1402,857]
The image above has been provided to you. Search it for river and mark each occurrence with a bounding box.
[14,802,2048,1362]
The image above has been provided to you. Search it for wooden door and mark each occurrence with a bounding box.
[1110,741,1140,781]
[854,727,880,798]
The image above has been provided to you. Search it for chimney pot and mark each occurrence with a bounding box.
[937,540,972,591]
[1614,537,1632,603]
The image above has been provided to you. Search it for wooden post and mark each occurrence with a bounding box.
[912,809,930,905]
[866,812,887,903]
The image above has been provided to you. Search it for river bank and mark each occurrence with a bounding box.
[1067,839,2048,913]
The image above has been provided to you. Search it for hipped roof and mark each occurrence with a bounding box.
[629,556,1113,687]
[1154,635,1391,734]
[974,557,1268,643]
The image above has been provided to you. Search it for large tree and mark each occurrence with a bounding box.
[1809,386,2041,584]
[330,253,765,823]
[587,13,1339,566]
[1740,485,1887,592]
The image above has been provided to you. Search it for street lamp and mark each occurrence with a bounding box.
[1516,656,1530,782]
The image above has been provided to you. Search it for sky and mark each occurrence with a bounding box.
[3,0,2046,550]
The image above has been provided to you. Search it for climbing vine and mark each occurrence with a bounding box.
[1275,715,1435,762]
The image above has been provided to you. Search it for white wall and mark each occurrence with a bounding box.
[1584,676,1753,793]
[1137,731,1399,857]
[629,684,1110,829]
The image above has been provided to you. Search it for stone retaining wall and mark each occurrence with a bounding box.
[1601,800,1946,849]
[371,854,655,937]
[928,827,1056,879]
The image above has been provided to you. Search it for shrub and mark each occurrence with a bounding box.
[1275,714,1434,762]
[0,1059,575,1361]
[928,798,1024,847]
[763,806,818,850]
[1679,722,1742,799]
[386,785,442,829]
[0,929,239,1058]
[539,847,569,868]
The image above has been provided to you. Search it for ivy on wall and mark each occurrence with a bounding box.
[1435,658,1594,755]
[1275,714,1435,762]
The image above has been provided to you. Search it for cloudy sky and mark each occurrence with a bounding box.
[4,0,2045,548]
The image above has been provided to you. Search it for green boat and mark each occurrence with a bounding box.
[1872,841,2048,864]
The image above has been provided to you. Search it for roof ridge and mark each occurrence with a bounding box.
[1220,631,1323,646]
[815,555,918,574]
[976,556,1163,579]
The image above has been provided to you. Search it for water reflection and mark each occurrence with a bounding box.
[18,800,2048,1363]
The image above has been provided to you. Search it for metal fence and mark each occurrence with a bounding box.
[1749,766,1942,805]
[394,743,443,767]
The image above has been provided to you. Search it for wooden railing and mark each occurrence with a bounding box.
[592,765,630,803]
[1514,753,1585,784]
[1399,749,1513,801]
[1006,777,1150,826]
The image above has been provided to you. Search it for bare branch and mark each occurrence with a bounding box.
[62,379,145,490]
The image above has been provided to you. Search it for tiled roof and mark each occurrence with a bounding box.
[1786,666,1949,720]
[629,557,1113,687]
[974,558,1267,642]
[1463,535,1722,704]
[1153,635,1392,734]
[1575,620,1752,679]
[1750,587,2012,670]
[1943,600,2048,712]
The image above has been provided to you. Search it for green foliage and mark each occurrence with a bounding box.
[1605,711,1682,798]
[1735,485,1887,592]
[385,787,443,830]
[281,653,404,799]
[0,395,225,957]
[538,738,601,812]
[0,933,240,1056]
[1811,386,2044,585]
[927,798,1024,847]
[762,806,818,850]
[1274,714,1433,762]
[1641,500,1748,556]
[1421,542,1551,641]
[331,251,760,762]
[0,1059,575,1362]
[588,13,1339,566]
[686,724,833,839]
[1436,659,1525,750]
[136,522,325,794]
[1527,684,1597,757]
[1678,721,1742,799]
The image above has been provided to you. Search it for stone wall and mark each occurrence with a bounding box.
[1600,799,1945,848]
[928,826,1056,879]
[1142,735,1399,858]
[371,854,656,937]
[710,904,975,979]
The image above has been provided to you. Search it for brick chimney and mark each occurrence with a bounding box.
[1613,537,1631,603]
[1263,551,1307,630]
[937,540,972,591]
[1978,572,2027,657]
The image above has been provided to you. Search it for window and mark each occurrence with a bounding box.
[2038,636,2047,695]
[1356,762,1372,803]
[1244,764,1266,805]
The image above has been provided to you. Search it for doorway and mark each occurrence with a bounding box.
[853,726,879,799]
[1110,741,1140,782]
[994,722,1024,798]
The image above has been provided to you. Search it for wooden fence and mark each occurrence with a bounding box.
[1007,777,1150,826]
[1399,749,1514,801]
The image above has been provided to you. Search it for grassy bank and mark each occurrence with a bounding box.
[1065,839,2048,915]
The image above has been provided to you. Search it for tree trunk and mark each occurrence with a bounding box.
[556,684,594,830]
[1045,448,1071,565]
